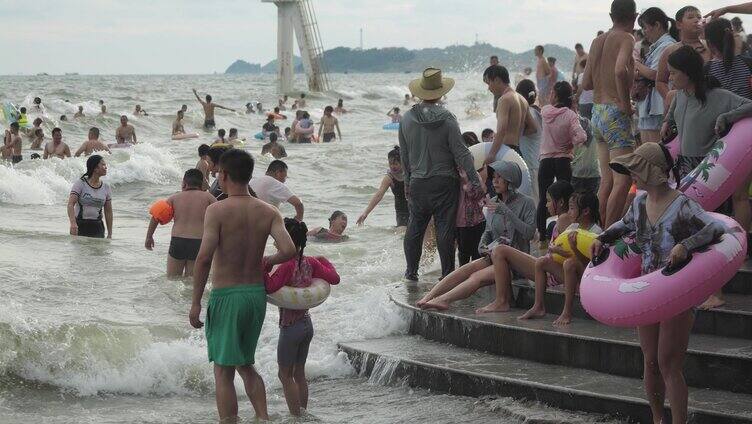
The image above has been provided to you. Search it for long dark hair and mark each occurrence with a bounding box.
[284,217,308,269]
[667,45,713,105]
[552,81,574,109]
[462,132,479,147]
[705,18,736,71]
[547,180,574,213]
[638,7,678,40]
[83,155,103,179]
[515,79,537,107]
[573,191,601,227]
[387,145,401,163]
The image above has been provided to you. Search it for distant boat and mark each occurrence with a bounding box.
[64,72,79,76]
[36,73,49,76]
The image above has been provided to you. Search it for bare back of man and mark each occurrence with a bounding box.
[75,140,110,157]
[165,189,216,277]
[495,90,529,153]
[582,10,637,227]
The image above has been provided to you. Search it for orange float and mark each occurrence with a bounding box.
[149,199,174,225]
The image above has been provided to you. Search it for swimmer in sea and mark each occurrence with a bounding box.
[227,128,244,145]
[298,93,306,108]
[28,117,43,141]
[334,98,348,114]
[387,107,402,123]
[99,100,106,114]
[318,106,342,142]
[273,107,287,119]
[261,133,287,159]
[33,97,42,111]
[74,127,110,157]
[2,122,23,164]
[145,168,217,278]
[43,127,72,159]
[172,110,186,136]
[245,103,255,114]
[262,115,278,138]
[134,104,148,116]
[196,144,211,190]
[277,98,287,111]
[115,115,137,144]
[60,115,68,121]
[213,129,227,145]
[256,102,264,114]
[357,146,409,227]
[192,88,235,129]
[181,104,188,114]
[403,94,412,106]
[74,106,85,119]
[307,211,349,242]
[30,128,44,150]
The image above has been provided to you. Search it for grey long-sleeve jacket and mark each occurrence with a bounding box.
[398,103,480,189]
[481,191,537,254]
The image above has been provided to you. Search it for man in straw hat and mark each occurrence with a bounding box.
[399,67,480,281]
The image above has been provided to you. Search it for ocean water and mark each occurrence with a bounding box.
[0,73,624,423]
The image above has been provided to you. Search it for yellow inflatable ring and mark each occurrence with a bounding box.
[552,229,598,264]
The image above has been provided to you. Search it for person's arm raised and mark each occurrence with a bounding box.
[214,103,236,112]
[192,89,205,105]
[705,2,752,19]
[265,212,297,266]
[357,175,391,225]
[190,206,220,329]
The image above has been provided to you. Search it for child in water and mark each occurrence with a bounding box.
[307,211,349,242]
[387,107,402,123]
[264,218,340,417]
[592,142,726,424]
[519,190,602,325]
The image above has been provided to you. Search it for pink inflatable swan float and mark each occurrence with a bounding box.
[580,119,752,327]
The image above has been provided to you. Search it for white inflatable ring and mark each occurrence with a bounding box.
[267,278,331,310]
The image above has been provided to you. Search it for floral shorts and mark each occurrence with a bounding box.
[591,103,635,151]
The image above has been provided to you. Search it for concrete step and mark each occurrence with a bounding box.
[393,285,752,395]
[339,335,752,424]
[723,259,752,295]
[512,280,752,340]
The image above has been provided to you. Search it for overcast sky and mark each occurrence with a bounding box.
[0,0,740,75]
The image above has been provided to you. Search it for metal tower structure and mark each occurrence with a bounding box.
[262,0,329,93]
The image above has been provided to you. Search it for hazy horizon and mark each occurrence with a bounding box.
[0,0,740,75]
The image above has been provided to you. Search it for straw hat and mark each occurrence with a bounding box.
[409,68,455,100]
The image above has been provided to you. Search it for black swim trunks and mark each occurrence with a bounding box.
[169,236,202,261]
[203,119,216,129]
[323,132,336,143]
[11,155,22,164]
[76,218,105,238]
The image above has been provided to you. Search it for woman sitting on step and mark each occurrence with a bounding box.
[417,161,535,311]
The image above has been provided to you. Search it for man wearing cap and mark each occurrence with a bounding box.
[399,67,480,281]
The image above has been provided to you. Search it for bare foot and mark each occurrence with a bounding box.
[553,313,572,326]
[476,301,511,314]
[416,295,432,308]
[698,295,726,310]
[422,298,450,311]
[518,306,546,320]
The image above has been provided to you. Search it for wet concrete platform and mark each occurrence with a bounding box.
[339,336,752,424]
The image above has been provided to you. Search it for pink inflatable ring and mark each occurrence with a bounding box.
[580,213,747,327]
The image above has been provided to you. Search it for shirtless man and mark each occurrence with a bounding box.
[193,89,235,129]
[30,128,44,150]
[172,110,186,136]
[535,45,552,106]
[2,122,23,164]
[43,128,72,159]
[572,43,588,89]
[655,6,711,110]
[189,149,296,422]
[298,93,307,108]
[145,169,216,277]
[482,65,538,165]
[196,144,211,190]
[581,0,637,227]
[261,133,287,159]
[277,98,287,111]
[115,115,137,144]
[99,100,106,115]
[75,127,110,157]
[74,106,85,119]
[318,106,342,142]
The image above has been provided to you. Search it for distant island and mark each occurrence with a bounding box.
[225,43,576,75]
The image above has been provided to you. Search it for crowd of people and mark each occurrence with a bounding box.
[398,2,752,424]
[6,1,752,422]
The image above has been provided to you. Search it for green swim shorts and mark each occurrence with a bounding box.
[591,103,635,151]
[206,284,267,366]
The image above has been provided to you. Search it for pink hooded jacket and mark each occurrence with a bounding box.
[539,105,587,159]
